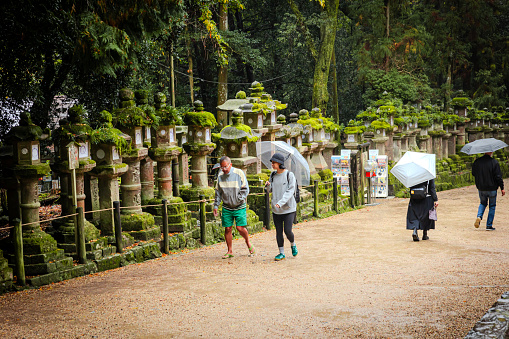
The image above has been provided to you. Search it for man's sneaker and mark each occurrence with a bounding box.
[474,217,481,228]
[291,245,298,257]
[275,253,285,261]
[486,227,496,231]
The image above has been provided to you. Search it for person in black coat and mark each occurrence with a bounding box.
[406,179,439,241]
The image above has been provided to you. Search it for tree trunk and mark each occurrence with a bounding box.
[186,27,194,104]
[331,48,339,122]
[217,2,228,107]
[311,0,340,112]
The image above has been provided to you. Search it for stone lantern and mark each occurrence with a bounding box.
[297,109,318,175]
[249,82,283,142]
[275,114,292,145]
[136,89,157,205]
[239,103,268,174]
[90,110,130,237]
[215,109,259,175]
[179,101,219,228]
[216,91,250,129]
[149,94,183,201]
[51,106,102,257]
[288,113,305,150]
[5,112,75,278]
[113,88,159,241]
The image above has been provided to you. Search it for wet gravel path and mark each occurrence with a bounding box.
[1,181,508,338]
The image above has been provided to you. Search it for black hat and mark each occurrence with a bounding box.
[269,152,285,165]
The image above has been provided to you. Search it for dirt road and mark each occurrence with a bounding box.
[1,181,509,338]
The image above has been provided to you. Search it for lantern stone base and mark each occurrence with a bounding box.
[119,212,159,241]
[0,249,13,294]
[180,186,216,222]
[145,196,197,233]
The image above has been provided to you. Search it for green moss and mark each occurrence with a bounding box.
[310,173,321,183]
[318,169,333,182]
[370,120,391,131]
[428,130,447,137]
[451,97,472,108]
[184,111,217,127]
[180,186,215,203]
[182,142,216,154]
[246,173,269,182]
[114,105,155,128]
[302,142,312,147]
[218,123,259,143]
[298,118,323,130]
[343,126,364,135]
[417,119,431,128]
[90,127,130,153]
[14,163,51,177]
[155,106,183,126]
[149,146,183,158]
[236,91,247,99]
[120,212,155,231]
[356,110,378,122]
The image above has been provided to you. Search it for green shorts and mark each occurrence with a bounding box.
[221,207,247,228]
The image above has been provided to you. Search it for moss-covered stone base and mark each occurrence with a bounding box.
[0,249,13,294]
[120,212,160,241]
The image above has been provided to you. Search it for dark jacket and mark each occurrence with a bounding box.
[406,179,438,230]
[472,154,504,191]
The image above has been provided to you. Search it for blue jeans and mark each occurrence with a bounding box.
[477,190,498,228]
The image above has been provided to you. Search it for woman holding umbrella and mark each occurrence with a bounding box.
[265,152,298,260]
[407,180,439,241]
[390,151,439,241]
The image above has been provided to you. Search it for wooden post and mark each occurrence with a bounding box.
[76,207,86,264]
[199,195,206,245]
[264,186,271,230]
[333,177,338,213]
[113,201,123,253]
[13,219,25,286]
[313,180,319,217]
[349,174,355,208]
[162,199,169,254]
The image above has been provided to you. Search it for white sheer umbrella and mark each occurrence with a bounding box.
[390,151,436,188]
[258,141,310,186]
[460,138,508,155]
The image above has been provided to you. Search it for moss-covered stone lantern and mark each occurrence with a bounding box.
[6,113,77,278]
[148,93,183,201]
[249,82,283,142]
[288,113,305,150]
[89,110,130,237]
[113,88,159,241]
[275,114,292,145]
[297,109,318,175]
[136,89,157,205]
[216,91,250,130]
[179,101,218,228]
[213,109,259,175]
[239,103,268,174]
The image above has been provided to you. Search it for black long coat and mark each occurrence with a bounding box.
[406,179,438,230]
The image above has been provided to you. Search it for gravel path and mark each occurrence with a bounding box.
[1,181,508,338]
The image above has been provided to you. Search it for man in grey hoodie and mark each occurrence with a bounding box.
[213,156,254,259]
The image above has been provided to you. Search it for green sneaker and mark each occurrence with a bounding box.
[291,245,298,257]
[275,253,285,261]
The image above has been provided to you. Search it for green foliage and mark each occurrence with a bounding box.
[90,127,130,153]
[370,120,391,131]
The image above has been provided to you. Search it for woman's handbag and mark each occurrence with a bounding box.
[429,207,438,221]
[410,181,429,200]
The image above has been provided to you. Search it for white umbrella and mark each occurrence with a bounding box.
[460,138,508,155]
[390,151,436,188]
[258,141,310,186]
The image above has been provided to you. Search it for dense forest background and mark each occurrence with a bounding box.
[1,0,508,141]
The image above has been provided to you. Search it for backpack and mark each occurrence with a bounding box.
[270,170,300,203]
[410,181,428,200]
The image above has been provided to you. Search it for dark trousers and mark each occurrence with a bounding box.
[273,212,296,247]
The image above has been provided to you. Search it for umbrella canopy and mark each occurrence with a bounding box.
[258,141,310,186]
[460,138,508,155]
[390,151,436,188]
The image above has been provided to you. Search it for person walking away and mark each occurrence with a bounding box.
[407,179,438,241]
[213,156,255,258]
[265,153,298,261]
[472,152,505,230]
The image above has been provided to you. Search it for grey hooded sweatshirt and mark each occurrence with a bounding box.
[214,167,249,210]
[268,170,297,215]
